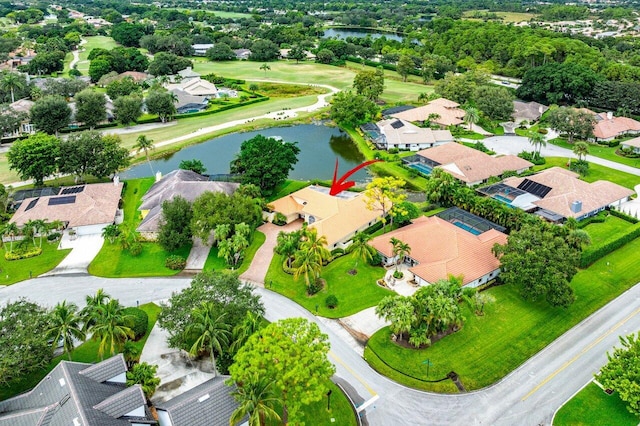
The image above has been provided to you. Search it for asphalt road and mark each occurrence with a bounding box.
[2,275,639,425]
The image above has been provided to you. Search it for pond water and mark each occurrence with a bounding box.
[322,28,404,42]
[120,124,370,182]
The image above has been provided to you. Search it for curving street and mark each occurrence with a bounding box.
[1,274,639,425]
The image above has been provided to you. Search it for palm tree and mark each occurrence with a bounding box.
[0,72,25,103]
[390,237,411,272]
[230,374,282,426]
[126,362,160,404]
[22,220,36,248]
[347,232,374,269]
[89,299,134,360]
[231,311,263,353]
[185,302,232,377]
[274,230,300,268]
[123,340,141,369]
[134,135,155,174]
[31,219,47,248]
[528,131,546,156]
[259,63,270,75]
[463,107,480,131]
[46,301,86,360]
[214,223,231,245]
[300,228,330,266]
[292,248,322,291]
[1,222,20,253]
[101,224,120,244]
[567,228,592,249]
[573,141,589,162]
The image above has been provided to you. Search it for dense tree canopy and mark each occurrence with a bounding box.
[516,63,604,105]
[473,85,514,121]
[110,22,147,47]
[144,90,176,123]
[330,90,379,126]
[190,191,262,243]
[30,95,71,135]
[158,196,193,252]
[113,95,143,125]
[148,52,192,76]
[58,131,130,181]
[493,223,580,307]
[74,89,107,129]
[230,135,300,195]
[546,107,596,143]
[7,132,60,186]
[598,333,640,417]
[353,68,385,101]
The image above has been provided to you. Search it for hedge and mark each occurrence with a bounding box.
[122,307,149,340]
[5,248,42,261]
[609,208,639,224]
[580,222,640,267]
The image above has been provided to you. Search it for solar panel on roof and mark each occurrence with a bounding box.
[60,186,85,195]
[517,179,552,198]
[25,198,39,211]
[48,196,76,206]
[390,120,405,129]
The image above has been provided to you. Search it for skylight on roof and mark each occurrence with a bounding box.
[198,394,210,403]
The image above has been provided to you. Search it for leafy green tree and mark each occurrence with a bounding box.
[0,106,26,136]
[157,271,264,353]
[179,159,207,174]
[74,89,106,129]
[42,79,88,97]
[111,22,146,47]
[145,90,176,123]
[396,54,415,82]
[0,71,25,103]
[158,196,193,252]
[185,302,232,376]
[315,48,335,64]
[191,192,262,243]
[376,295,414,342]
[229,318,336,425]
[473,85,514,121]
[287,45,306,63]
[27,51,65,75]
[127,362,160,403]
[89,57,114,83]
[205,43,236,61]
[364,176,407,232]
[148,52,192,76]
[250,39,280,62]
[516,62,603,104]
[353,68,384,101]
[122,340,141,369]
[598,333,640,417]
[59,131,130,180]
[218,223,251,268]
[230,311,263,353]
[229,374,282,426]
[0,299,52,385]
[106,77,141,99]
[46,301,85,360]
[30,95,71,135]
[329,90,379,126]
[434,72,477,104]
[230,134,300,195]
[114,95,143,126]
[546,107,595,143]
[493,223,579,307]
[7,132,60,186]
[293,247,322,291]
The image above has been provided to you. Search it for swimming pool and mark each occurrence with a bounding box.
[493,194,513,204]
[409,163,433,175]
[453,221,482,235]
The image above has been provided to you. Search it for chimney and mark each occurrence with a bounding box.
[607,111,613,120]
[155,171,162,182]
[570,200,582,213]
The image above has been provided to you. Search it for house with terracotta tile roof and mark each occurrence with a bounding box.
[391,98,465,128]
[370,118,453,151]
[415,142,533,186]
[10,181,124,235]
[590,111,640,142]
[268,185,383,249]
[369,215,507,288]
[621,136,640,153]
[483,167,634,222]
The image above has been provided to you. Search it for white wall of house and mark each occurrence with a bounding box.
[74,223,110,236]
[414,268,500,288]
[156,409,172,426]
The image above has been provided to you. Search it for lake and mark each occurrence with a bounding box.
[322,28,404,42]
[120,124,370,182]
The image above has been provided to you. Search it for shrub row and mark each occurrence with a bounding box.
[580,223,640,268]
[136,96,269,124]
[576,214,606,229]
[610,208,639,224]
[122,307,148,340]
[165,255,186,270]
[5,248,42,261]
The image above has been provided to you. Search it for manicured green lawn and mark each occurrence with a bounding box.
[365,235,640,392]
[76,36,119,74]
[267,180,311,202]
[203,231,266,275]
[122,178,155,226]
[0,242,71,286]
[583,214,634,248]
[549,138,640,169]
[265,253,393,318]
[0,302,160,401]
[535,157,640,189]
[88,241,191,277]
[554,382,638,426]
[298,381,357,426]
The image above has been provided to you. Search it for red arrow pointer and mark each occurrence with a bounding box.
[329,159,382,196]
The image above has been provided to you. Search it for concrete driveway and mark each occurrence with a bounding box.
[42,233,104,276]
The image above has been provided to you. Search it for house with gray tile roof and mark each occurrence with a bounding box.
[0,354,155,426]
[155,376,242,426]
[137,169,239,238]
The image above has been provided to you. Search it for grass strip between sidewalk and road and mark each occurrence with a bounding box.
[553,382,638,426]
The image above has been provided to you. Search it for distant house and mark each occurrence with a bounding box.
[413,142,533,186]
[590,111,640,142]
[367,118,453,151]
[176,67,201,82]
[170,89,209,114]
[137,169,239,238]
[369,214,507,288]
[192,44,214,56]
[512,100,548,123]
[117,71,150,83]
[621,136,640,153]
[480,167,634,222]
[1,99,35,138]
[0,354,155,426]
[233,49,251,60]
[10,181,124,235]
[268,185,383,249]
[279,48,315,60]
[391,98,465,128]
[155,376,242,426]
